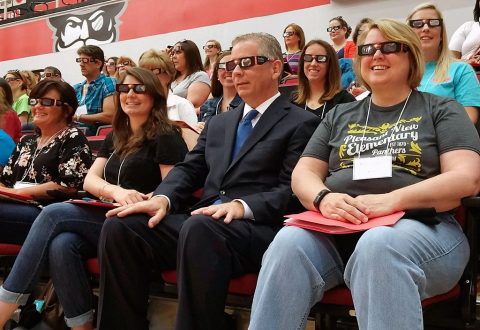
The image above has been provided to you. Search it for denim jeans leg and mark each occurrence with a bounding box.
[249,226,344,330]
[49,232,97,327]
[344,215,469,330]
[0,202,42,244]
[0,202,106,306]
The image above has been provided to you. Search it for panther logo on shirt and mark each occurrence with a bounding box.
[47,2,126,52]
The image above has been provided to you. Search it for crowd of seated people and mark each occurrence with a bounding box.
[0,3,479,329]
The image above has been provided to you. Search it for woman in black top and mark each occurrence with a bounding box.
[292,39,356,120]
[0,68,188,330]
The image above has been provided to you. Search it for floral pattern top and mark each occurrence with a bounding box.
[0,126,93,189]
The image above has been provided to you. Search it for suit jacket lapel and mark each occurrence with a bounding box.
[227,96,289,171]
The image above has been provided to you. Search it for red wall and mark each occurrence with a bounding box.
[0,0,328,61]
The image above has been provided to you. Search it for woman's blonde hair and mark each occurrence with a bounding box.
[354,19,425,91]
[138,49,176,89]
[406,2,455,83]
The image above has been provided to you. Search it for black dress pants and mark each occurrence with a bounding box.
[175,215,279,330]
[97,213,279,330]
[97,213,186,330]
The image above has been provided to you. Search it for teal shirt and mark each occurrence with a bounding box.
[0,129,15,166]
[419,61,480,108]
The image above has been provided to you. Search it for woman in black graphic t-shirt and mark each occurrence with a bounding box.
[250,19,480,330]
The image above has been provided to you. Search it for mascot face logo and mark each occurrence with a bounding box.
[48,2,126,52]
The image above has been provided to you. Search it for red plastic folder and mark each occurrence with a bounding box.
[65,199,117,209]
[0,190,38,206]
[284,211,405,234]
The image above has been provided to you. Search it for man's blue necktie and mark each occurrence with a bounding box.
[231,109,259,160]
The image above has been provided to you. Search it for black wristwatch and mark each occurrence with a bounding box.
[313,189,331,211]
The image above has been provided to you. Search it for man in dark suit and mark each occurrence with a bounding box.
[96,32,320,330]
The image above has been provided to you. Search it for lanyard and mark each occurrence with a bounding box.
[305,102,327,119]
[357,90,412,159]
[104,151,127,187]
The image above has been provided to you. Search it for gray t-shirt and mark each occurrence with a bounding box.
[303,91,480,197]
[171,71,211,99]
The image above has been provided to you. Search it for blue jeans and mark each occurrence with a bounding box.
[0,202,42,244]
[249,214,469,330]
[0,202,107,327]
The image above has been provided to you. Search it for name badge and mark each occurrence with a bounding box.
[353,155,392,180]
[14,181,39,189]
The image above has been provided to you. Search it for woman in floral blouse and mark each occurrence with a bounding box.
[0,68,187,330]
[0,79,92,244]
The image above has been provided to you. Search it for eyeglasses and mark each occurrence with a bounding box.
[203,44,216,50]
[171,47,183,55]
[116,84,147,94]
[150,68,166,75]
[303,54,328,63]
[408,19,442,29]
[225,56,272,72]
[5,77,20,83]
[41,73,60,78]
[28,98,67,106]
[116,61,131,68]
[106,62,116,67]
[327,25,342,32]
[217,63,227,70]
[357,42,409,56]
[283,31,296,37]
[76,57,96,63]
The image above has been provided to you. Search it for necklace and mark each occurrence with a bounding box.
[37,127,66,149]
[104,151,128,187]
[305,102,327,119]
[285,50,300,63]
[19,127,67,183]
[419,66,436,92]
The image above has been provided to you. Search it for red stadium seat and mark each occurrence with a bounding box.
[161,270,258,296]
[0,244,22,256]
[85,258,100,275]
[96,125,112,136]
[0,244,22,280]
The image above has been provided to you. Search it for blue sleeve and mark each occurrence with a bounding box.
[0,130,15,166]
[452,62,480,107]
[102,77,117,97]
